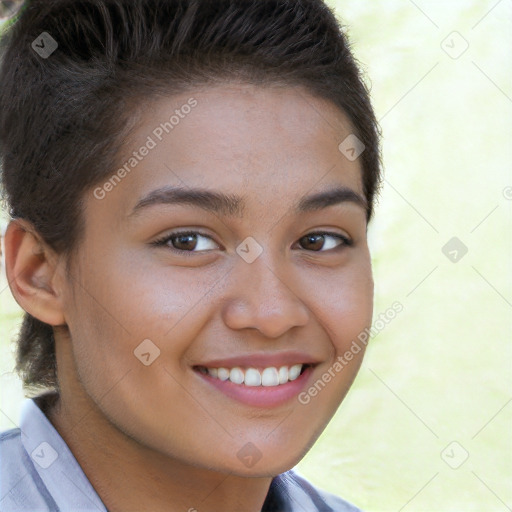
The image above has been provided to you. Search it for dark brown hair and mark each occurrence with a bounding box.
[0,0,381,393]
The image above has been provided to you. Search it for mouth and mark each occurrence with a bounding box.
[193,363,311,387]
[192,362,317,408]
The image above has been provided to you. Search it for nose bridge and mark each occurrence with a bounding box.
[221,246,310,338]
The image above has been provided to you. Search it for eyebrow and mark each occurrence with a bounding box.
[129,185,368,218]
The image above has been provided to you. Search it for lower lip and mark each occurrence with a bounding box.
[195,366,315,408]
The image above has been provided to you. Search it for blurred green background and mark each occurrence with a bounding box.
[1,1,511,511]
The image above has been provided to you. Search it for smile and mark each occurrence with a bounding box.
[193,362,316,408]
[194,364,308,387]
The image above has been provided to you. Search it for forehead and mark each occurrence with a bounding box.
[89,83,365,221]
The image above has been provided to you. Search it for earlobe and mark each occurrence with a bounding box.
[4,219,66,327]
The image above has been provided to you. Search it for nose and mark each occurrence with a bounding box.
[221,253,310,339]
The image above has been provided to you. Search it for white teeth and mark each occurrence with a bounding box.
[200,364,306,386]
[288,364,302,381]
[229,367,245,385]
[261,367,279,387]
[278,366,289,384]
[244,368,262,386]
[217,367,230,381]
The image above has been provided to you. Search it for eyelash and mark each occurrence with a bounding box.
[151,230,353,255]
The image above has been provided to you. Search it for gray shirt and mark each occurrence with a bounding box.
[0,396,362,511]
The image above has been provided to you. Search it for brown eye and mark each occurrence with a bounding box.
[152,231,219,254]
[173,233,198,251]
[298,232,352,252]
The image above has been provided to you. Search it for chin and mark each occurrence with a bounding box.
[169,440,306,478]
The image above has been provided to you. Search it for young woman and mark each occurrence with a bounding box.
[0,1,381,510]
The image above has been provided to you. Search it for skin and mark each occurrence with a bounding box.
[5,83,374,512]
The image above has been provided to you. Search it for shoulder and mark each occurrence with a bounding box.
[0,426,53,511]
[273,469,363,512]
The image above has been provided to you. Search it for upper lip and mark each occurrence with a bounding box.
[194,351,322,369]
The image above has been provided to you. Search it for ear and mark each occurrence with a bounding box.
[4,218,66,326]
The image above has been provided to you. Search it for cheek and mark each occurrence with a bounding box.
[310,257,374,355]
[64,250,215,383]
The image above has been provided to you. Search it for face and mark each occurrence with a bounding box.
[60,83,373,476]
